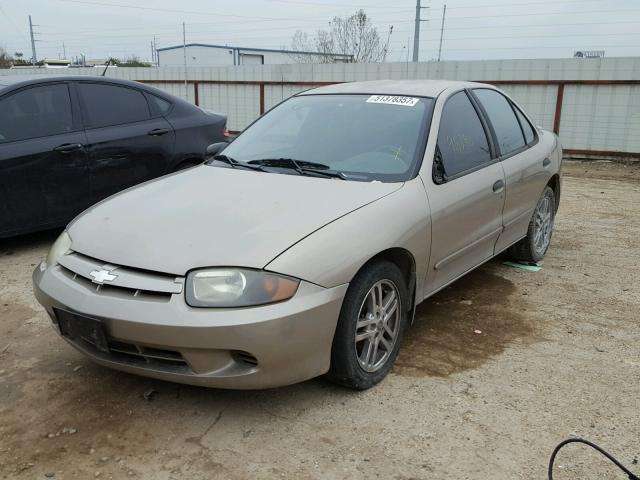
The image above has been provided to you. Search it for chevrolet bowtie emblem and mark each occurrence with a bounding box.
[89,268,118,284]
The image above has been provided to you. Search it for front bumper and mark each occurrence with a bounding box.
[33,263,347,389]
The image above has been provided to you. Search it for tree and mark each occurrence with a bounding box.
[0,48,13,69]
[107,55,151,67]
[290,10,392,63]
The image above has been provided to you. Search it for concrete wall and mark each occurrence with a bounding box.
[3,57,639,156]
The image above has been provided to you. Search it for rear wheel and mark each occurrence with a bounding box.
[328,261,409,390]
[509,186,556,263]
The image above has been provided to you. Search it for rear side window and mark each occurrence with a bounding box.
[0,84,73,143]
[514,106,536,145]
[148,94,172,116]
[473,89,525,156]
[436,91,492,178]
[78,83,150,128]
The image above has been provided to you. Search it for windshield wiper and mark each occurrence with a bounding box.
[210,154,267,172]
[248,158,347,180]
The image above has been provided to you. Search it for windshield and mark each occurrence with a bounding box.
[216,93,433,182]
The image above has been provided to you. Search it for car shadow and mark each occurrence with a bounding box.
[0,228,62,256]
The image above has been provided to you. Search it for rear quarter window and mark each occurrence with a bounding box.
[514,106,536,145]
[147,94,172,116]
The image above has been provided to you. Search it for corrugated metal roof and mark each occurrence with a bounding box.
[156,43,352,58]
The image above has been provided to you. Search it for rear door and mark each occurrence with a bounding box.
[0,82,89,236]
[471,88,550,252]
[423,90,506,294]
[75,81,175,203]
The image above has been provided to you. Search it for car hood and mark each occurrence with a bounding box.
[68,166,402,276]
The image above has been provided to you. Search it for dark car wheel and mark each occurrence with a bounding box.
[510,185,556,263]
[328,260,409,390]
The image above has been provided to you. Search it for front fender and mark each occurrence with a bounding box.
[264,179,431,292]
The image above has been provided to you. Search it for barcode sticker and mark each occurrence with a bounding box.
[366,95,420,107]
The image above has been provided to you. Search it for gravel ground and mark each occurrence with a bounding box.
[1,160,639,480]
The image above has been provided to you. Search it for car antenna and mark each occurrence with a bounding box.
[101,58,112,77]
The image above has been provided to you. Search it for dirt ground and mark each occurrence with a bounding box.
[1,160,639,480]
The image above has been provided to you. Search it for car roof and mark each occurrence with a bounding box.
[299,79,493,98]
[0,74,168,97]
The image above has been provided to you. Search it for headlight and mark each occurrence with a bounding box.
[185,269,300,308]
[43,231,72,270]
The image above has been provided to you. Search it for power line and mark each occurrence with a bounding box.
[419,31,640,43]
[0,3,30,43]
[266,0,412,9]
[59,0,358,21]
[425,0,613,11]
[421,7,640,21]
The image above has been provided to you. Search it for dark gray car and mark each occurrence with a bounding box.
[0,75,228,238]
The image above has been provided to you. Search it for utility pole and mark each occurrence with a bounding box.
[182,22,187,89]
[150,40,154,64]
[29,15,38,65]
[62,41,66,60]
[437,4,447,62]
[406,36,410,79]
[412,0,429,62]
[153,36,158,66]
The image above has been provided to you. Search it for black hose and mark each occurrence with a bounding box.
[548,438,639,480]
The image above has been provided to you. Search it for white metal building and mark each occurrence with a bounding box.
[157,43,353,66]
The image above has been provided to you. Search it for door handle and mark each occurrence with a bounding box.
[492,179,505,193]
[148,128,169,136]
[53,143,83,153]
[543,157,551,167]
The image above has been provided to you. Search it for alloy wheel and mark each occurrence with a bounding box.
[533,191,554,256]
[354,279,401,373]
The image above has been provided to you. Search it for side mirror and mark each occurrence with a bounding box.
[206,142,228,157]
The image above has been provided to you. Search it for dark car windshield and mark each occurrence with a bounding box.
[215,94,433,182]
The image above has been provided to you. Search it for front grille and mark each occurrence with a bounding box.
[57,252,183,302]
[107,339,188,368]
[59,265,173,302]
[55,309,191,373]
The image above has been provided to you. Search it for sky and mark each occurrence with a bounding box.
[0,0,639,63]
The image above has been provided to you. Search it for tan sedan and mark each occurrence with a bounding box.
[33,80,562,389]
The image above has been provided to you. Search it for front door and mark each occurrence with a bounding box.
[0,82,90,236]
[422,90,506,295]
[75,81,175,203]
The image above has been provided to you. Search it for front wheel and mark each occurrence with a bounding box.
[327,261,409,390]
[510,185,556,263]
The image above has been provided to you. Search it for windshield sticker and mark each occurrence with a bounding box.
[366,95,420,107]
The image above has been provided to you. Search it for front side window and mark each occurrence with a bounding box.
[436,91,492,179]
[217,94,433,182]
[0,84,73,143]
[77,83,150,128]
[473,88,525,156]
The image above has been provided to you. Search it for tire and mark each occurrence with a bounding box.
[509,185,556,263]
[327,260,409,390]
